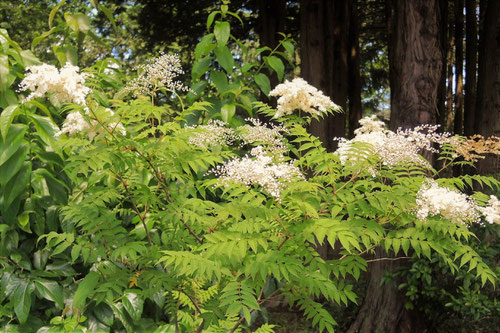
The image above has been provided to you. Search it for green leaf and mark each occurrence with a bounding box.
[0,124,27,166]
[73,271,100,310]
[214,21,230,47]
[64,13,91,32]
[3,161,31,209]
[49,0,67,28]
[0,54,8,90]
[281,40,294,57]
[206,11,219,30]
[17,211,31,233]
[192,56,212,81]
[94,303,114,326]
[265,56,284,81]
[0,143,28,186]
[254,73,271,96]
[195,33,215,60]
[210,70,229,93]
[221,104,236,122]
[122,292,144,323]
[214,45,233,74]
[35,280,64,308]
[12,280,33,324]
[32,26,61,50]
[28,114,59,148]
[53,45,78,66]
[98,5,117,33]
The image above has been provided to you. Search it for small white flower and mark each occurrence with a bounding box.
[20,63,91,105]
[269,78,340,118]
[210,146,304,200]
[186,120,237,149]
[478,195,500,224]
[415,180,479,224]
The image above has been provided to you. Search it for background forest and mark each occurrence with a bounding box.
[0,0,499,332]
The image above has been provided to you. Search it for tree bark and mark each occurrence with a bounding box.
[437,0,449,130]
[347,0,362,138]
[475,0,500,174]
[346,249,428,333]
[300,0,349,152]
[389,0,443,132]
[454,0,465,135]
[464,0,478,136]
[348,1,444,332]
[256,0,286,90]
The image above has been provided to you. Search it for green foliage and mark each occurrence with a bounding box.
[0,3,499,333]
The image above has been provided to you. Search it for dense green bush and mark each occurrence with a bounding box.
[0,4,499,333]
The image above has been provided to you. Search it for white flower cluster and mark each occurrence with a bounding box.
[20,63,91,105]
[56,108,126,137]
[185,120,237,149]
[211,146,304,200]
[269,78,340,118]
[478,195,500,224]
[415,180,479,224]
[125,53,188,97]
[56,111,91,137]
[238,118,288,156]
[336,116,450,168]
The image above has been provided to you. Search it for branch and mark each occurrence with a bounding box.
[180,216,203,244]
[114,172,152,246]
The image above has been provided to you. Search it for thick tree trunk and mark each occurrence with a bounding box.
[389,0,443,131]
[256,0,286,91]
[437,0,449,130]
[347,0,362,138]
[348,1,443,332]
[454,0,465,135]
[300,0,349,152]
[464,0,478,136]
[347,249,427,333]
[475,0,500,174]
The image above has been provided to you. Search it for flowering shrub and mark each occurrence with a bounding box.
[0,7,499,333]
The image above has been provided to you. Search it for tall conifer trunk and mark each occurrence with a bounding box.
[475,0,500,174]
[464,0,478,136]
[349,1,443,331]
[300,0,349,152]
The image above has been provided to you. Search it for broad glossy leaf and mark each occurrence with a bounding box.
[0,54,8,90]
[195,33,215,60]
[3,161,31,209]
[122,292,144,322]
[192,56,212,81]
[0,143,28,186]
[214,21,230,47]
[73,271,100,310]
[210,70,229,93]
[94,303,114,326]
[221,104,236,122]
[265,56,284,81]
[64,13,91,32]
[0,104,18,141]
[35,280,64,308]
[0,124,26,167]
[214,45,233,74]
[12,280,33,324]
[254,73,271,96]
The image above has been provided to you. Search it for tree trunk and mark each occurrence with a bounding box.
[300,0,349,152]
[454,0,465,135]
[256,0,286,91]
[348,1,443,331]
[464,0,478,136]
[347,0,362,138]
[347,249,428,333]
[475,0,500,174]
[389,0,443,131]
[437,0,449,130]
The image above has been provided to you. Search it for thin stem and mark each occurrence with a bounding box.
[114,172,153,246]
[179,216,203,244]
